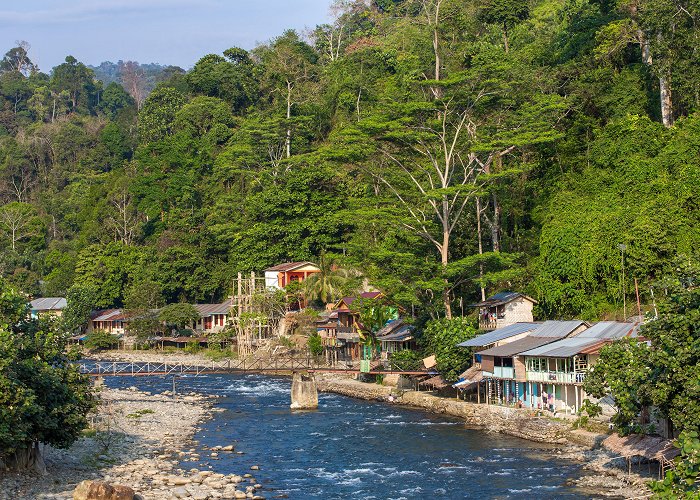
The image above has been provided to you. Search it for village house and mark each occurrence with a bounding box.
[90,309,130,336]
[475,320,589,408]
[264,261,321,289]
[30,297,66,318]
[453,322,540,397]
[518,321,640,414]
[263,261,321,309]
[191,303,230,334]
[316,291,387,363]
[376,318,415,360]
[472,292,537,331]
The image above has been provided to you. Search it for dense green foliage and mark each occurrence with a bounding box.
[585,260,700,435]
[1,0,699,325]
[649,430,700,498]
[0,279,96,462]
[158,303,200,330]
[84,329,120,350]
[307,333,324,356]
[420,317,477,382]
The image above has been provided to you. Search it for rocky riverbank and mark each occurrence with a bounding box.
[0,387,265,500]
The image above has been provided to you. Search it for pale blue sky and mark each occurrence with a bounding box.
[0,0,333,72]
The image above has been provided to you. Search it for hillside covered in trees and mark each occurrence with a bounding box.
[0,0,698,322]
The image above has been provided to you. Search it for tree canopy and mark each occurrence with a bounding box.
[0,0,699,325]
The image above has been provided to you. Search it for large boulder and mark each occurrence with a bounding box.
[73,480,135,500]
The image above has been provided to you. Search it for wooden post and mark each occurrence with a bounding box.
[575,385,580,413]
[564,384,569,415]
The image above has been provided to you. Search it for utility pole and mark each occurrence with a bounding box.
[618,244,627,320]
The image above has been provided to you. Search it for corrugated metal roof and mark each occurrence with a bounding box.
[377,325,414,342]
[376,318,404,337]
[93,309,127,321]
[264,261,318,272]
[577,340,611,355]
[577,321,639,339]
[192,303,230,316]
[529,320,588,338]
[519,337,604,358]
[30,297,67,311]
[476,336,560,357]
[471,291,537,307]
[338,291,382,308]
[457,322,540,347]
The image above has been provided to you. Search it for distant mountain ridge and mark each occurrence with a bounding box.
[89,60,184,104]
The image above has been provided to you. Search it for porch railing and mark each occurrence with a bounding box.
[526,371,586,384]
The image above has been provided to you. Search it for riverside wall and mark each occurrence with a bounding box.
[317,377,570,444]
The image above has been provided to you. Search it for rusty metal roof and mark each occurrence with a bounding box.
[476,336,563,357]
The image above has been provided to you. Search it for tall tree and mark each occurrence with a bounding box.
[256,30,319,158]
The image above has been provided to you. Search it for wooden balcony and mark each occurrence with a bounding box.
[526,371,586,384]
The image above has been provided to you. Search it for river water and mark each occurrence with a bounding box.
[105,373,595,499]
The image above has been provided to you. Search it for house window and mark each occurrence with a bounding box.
[526,357,546,372]
[555,358,572,373]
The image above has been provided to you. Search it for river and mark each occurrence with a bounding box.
[104,373,596,499]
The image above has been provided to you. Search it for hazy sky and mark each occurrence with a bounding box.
[0,0,333,72]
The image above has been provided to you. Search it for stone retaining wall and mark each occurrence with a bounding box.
[318,377,569,444]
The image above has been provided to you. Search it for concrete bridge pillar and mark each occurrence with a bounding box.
[290,372,318,410]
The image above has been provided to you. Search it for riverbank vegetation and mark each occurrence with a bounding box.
[0,279,96,471]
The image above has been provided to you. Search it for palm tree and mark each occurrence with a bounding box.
[302,253,358,305]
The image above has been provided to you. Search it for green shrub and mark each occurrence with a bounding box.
[84,330,120,350]
[420,317,477,382]
[649,431,700,498]
[184,340,201,353]
[307,333,323,356]
[389,349,422,371]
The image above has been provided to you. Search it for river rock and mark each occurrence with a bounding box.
[172,486,189,498]
[221,445,234,451]
[73,480,135,500]
[250,465,259,470]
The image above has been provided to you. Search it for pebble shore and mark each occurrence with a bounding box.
[0,387,265,500]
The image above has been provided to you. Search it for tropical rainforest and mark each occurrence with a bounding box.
[0,0,699,322]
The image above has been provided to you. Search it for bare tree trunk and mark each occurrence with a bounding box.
[503,25,509,54]
[490,193,501,253]
[476,198,486,301]
[659,75,674,127]
[286,80,292,159]
[441,201,452,319]
[638,30,674,127]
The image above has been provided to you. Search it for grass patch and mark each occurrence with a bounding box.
[203,348,236,361]
[126,408,155,419]
[81,428,97,438]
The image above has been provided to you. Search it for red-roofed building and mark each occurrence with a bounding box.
[264,262,321,289]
